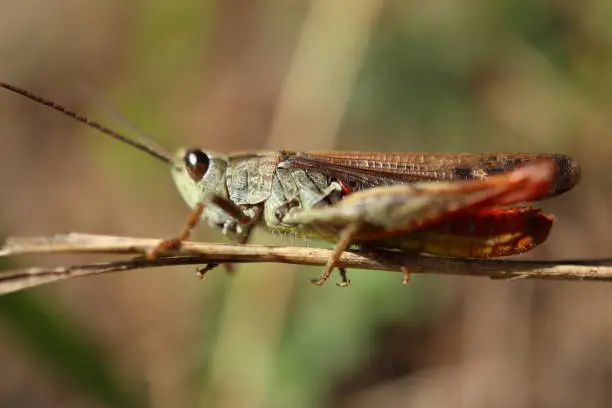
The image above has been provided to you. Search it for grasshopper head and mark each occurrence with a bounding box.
[171,148,232,226]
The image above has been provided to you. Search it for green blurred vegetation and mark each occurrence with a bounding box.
[0,258,144,407]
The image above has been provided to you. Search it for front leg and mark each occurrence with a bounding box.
[146,202,205,259]
[197,206,262,278]
[221,204,262,242]
[147,194,259,260]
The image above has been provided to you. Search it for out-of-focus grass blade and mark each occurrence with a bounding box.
[0,260,144,408]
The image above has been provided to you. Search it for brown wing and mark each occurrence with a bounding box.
[279,151,581,199]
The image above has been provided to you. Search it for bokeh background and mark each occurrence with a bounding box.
[0,1,611,407]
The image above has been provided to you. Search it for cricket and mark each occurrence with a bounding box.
[0,81,582,286]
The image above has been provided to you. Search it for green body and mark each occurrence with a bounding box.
[170,149,342,242]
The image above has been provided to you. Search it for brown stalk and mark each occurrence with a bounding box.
[0,233,611,295]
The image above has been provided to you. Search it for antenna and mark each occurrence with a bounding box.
[0,81,172,164]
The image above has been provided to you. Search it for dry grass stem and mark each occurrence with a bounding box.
[0,233,611,295]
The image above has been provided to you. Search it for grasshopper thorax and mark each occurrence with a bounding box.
[171,148,232,223]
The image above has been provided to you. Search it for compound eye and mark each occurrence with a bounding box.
[183,149,210,181]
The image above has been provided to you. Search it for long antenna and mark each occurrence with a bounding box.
[0,81,172,164]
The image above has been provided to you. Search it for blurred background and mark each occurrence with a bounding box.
[0,0,610,407]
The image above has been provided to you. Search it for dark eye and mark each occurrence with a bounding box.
[183,149,210,181]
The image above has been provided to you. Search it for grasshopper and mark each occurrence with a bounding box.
[0,82,581,286]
